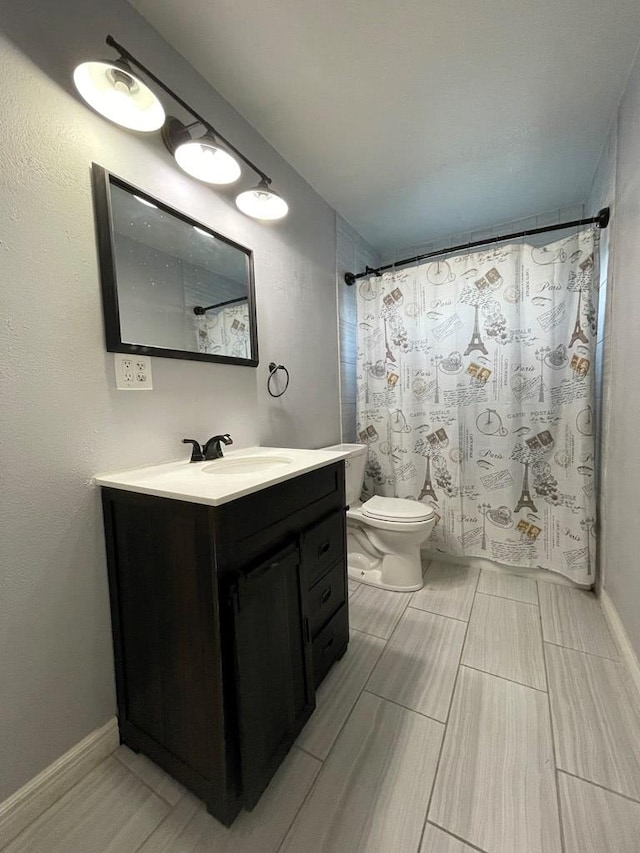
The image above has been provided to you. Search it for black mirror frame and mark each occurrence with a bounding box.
[91,163,259,367]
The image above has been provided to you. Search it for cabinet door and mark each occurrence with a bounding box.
[232,543,314,808]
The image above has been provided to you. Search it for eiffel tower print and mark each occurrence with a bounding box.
[569,290,589,348]
[514,462,538,513]
[419,455,437,501]
[464,304,489,356]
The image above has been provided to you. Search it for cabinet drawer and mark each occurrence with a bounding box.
[312,603,349,688]
[217,464,342,546]
[302,511,346,589]
[308,561,346,638]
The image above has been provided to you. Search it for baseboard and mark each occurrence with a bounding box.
[600,589,640,699]
[0,717,119,849]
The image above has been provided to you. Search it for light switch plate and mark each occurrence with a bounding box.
[114,354,153,390]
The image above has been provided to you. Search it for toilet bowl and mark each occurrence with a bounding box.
[323,444,435,592]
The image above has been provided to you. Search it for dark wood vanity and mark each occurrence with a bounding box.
[101,460,347,825]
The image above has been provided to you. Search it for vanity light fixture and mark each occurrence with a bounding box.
[236,179,289,221]
[73,59,165,132]
[162,117,241,185]
[74,36,289,221]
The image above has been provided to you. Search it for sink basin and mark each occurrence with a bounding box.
[202,454,294,475]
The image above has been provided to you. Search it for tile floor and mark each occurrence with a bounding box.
[4,560,640,853]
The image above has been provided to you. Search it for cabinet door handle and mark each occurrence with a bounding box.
[322,636,334,654]
[320,586,332,604]
[318,540,330,557]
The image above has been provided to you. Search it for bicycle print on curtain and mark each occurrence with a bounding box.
[355,228,599,584]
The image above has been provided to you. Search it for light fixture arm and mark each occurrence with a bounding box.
[105,35,272,185]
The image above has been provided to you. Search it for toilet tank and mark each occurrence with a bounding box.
[322,444,368,506]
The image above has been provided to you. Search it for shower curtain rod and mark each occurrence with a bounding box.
[343,207,610,285]
[193,296,247,315]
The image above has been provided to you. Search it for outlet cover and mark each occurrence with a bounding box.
[114,354,153,390]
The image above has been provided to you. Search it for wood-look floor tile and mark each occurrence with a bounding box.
[138,747,320,853]
[538,583,619,658]
[461,593,546,690]
[477,569,538,604]
[282,692,443,853]
[410,562,479,622]
[114,745,186,806]
[4,757,168,853]
[296,628,386,759]
[348,583,412,639]
[366,607,466,721]
[420,823,478,852]
[546,644,640,800]
[429,667,561,853]
[559,772,640,853]
[347,578,360,596]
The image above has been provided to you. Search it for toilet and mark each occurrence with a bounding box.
[323,444,435,592]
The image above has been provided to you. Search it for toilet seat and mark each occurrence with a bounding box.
[362,495,434,523]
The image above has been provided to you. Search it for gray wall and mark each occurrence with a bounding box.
[587,122,617,594]
[336,216,380,442]
[116,234,192,350]
[0,0,340,801]
[115,234,248,353]
[588,42,640,657]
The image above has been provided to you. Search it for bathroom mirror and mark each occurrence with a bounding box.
[92,164,258,366]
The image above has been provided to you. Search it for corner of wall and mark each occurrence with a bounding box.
[336,216,380,443]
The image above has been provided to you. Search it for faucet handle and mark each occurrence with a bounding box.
[182,438,205,463]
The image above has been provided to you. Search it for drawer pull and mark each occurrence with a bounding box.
[318,540,330,557]
[320,586,332,604]
[322,636,334,654]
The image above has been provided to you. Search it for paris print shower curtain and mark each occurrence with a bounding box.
[195,302,251,358]
[355,228,599,583]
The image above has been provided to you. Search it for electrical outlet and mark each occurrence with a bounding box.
[114,354,153,390]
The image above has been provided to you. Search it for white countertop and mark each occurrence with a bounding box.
[94,446,350,507]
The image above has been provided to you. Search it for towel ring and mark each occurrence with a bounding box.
[267,362,290,398]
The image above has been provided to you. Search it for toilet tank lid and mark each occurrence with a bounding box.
[322,443,368,456]
[362,495,434,522]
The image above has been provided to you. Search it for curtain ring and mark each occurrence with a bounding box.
[267,362,290,398]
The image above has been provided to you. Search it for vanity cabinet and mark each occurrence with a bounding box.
[101,461,346,825]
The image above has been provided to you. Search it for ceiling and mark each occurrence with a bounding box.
[131,0,640,255]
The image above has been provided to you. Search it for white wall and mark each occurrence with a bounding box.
[589,42,640,658]
[0,0,340,801]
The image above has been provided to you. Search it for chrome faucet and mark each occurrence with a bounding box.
[182,434,233,463]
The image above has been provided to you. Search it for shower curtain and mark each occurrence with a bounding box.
[195,302,250,358]
[355,228,599,583]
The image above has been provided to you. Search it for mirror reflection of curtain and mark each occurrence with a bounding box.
[356,229,599,584]
[196,303,250,358]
